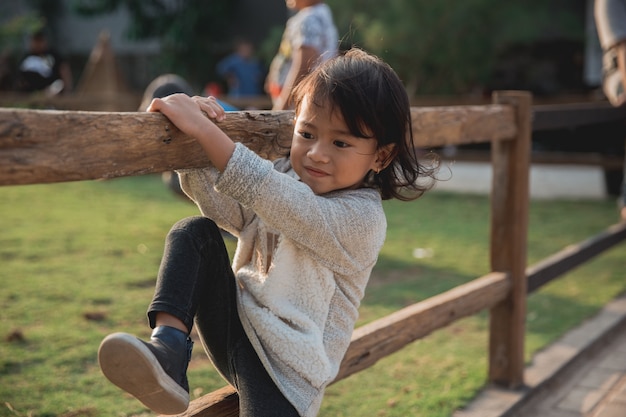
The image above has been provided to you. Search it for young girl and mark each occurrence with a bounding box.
[98,48,438,417]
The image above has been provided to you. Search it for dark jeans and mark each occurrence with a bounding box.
[147,216,299,417]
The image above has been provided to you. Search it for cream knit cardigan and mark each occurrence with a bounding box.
[178,143,387,416]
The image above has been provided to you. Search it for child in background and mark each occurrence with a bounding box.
[265,0,338,110]
[216,38,264,98]
[98,48,439,417]
[17,29,73,94]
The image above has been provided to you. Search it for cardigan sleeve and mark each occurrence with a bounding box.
[177,164,254,237]
[177,145,293,236]
[215,144,387,275]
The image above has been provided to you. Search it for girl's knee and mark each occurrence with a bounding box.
[172,216,216,230]
[169,216,221,240]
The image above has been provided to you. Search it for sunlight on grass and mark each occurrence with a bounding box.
[1,175,624,417]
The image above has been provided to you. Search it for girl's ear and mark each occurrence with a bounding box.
[375,143,397,172]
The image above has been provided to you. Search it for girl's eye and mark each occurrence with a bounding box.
[333,140,350,148]
[299,131,313,140]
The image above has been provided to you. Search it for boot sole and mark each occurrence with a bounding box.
[98,332,189,415]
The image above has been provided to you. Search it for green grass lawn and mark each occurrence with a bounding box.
[1,175,624,417]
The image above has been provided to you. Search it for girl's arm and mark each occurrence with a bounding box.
[147,94,235,171]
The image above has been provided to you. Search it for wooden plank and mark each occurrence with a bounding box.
[488,91,532,388]
[0,109,294,186]
[533,101,626,131]
[0,105,515,186]
[409,104,516,147]
[169,272,510,417]
[174,386,239,417]
[527,222,626,293]
[337,272,510,380]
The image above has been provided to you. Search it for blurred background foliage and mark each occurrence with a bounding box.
[2,0,587,96]
[327,0,585,96]
[69,0,240,91]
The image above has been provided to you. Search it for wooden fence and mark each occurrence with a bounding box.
[1,91,625,416]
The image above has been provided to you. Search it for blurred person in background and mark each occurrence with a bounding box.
[217,38,264,99]
[16,28,72,95]
[265,0,338,110]
[595,0,626,221]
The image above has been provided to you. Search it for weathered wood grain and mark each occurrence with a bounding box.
[488,91,532,388]
[337,271,510,381]
[176,386,239,417]
[0,105,515,186]
[410,104,516,147]
[527,222,626,293]
[0,109,294,186]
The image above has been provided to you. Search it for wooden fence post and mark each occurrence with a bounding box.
[488,91,532,388]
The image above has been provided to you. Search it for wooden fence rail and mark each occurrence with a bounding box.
[0,104,515,186]
[1,91,624,417]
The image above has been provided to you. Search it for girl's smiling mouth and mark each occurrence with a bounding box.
[304,166,329,177]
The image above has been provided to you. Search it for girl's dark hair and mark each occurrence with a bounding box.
[290,48,438,201]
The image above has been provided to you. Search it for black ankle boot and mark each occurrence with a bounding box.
[144,326,194,392]
[98,326,193,415]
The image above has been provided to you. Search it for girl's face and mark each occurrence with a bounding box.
[290,96,390,195]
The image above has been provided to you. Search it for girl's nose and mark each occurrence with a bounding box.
[307,141,330,163]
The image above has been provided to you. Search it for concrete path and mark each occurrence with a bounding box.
[453,294,626,417]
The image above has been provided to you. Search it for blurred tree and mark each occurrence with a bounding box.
[71,0,239,90]
[0,14,44,53]
[68,0,585,97]
[327,0,584,96]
